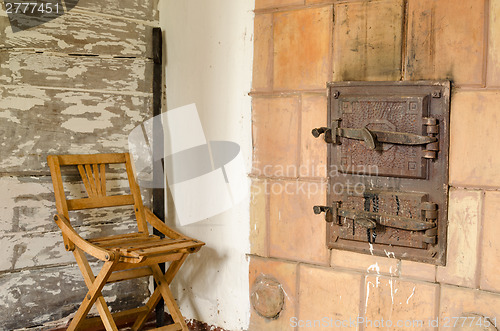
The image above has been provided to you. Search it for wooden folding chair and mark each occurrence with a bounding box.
[47,153,204,331]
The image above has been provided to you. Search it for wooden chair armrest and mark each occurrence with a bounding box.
[144,208,193,241]
[54,214,115,262]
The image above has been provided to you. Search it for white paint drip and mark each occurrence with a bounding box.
[389,279,394,306]
[384,249,396,259]
[365,280,374,313]
[280,285,290,302]
[364,276,380,313]
[367,262,380,274]
[406,286,416,304]
[369,243,374,255]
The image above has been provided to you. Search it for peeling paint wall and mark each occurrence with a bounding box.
[0,0,158,329]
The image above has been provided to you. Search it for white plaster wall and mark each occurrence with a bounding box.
[159,1,254,329]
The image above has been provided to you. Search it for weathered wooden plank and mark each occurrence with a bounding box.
[0,174,153,272]
[0,176,152,234]
[0,86,152,174]
[0,263,150,330]
[0,51,153,93]
[0,11,153,57]
[0,0,157,329]
[75,0,159,22]
[0,219,141,271]
[0,221,149,273]
[0,230,75,270]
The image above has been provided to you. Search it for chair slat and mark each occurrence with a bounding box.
[93,164,103,196]
[78,165,94,197]
[107,267,153,283]
[67,195,135,210]
[100,163,106,195]
[113,253,184,271]
[88,233,148,244]
[58,153,126,165]
[132,241,203,257]
[85,164,98,196]
[115,239,164,253]
[122,239,187,252]
[87,232,148,245]
[96,236,161,249]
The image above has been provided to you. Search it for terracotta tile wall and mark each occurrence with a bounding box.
[249,0,500,329]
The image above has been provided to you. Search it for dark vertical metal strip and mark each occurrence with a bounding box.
[152,27,166,327]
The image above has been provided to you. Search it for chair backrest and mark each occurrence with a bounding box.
[47,153,149,235]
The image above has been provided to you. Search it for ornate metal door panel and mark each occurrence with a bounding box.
[313,81,450,265]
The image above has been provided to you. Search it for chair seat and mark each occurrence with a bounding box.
[89,233,203,262]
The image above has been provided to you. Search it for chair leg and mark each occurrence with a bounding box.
[74,249,119,331]
[150,264,189,331]
[131,254,188,331]
[69,248,119,331]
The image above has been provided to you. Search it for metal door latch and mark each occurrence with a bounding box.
[313,201,438,245]
[312,118,439,158]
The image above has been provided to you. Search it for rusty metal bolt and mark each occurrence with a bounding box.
[250,276,284,319]
[105,254,110,260]
[423,117,438,126]
[311,127,328,138]
[333,91,340,99]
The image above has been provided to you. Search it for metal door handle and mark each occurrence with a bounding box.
[354,217,376,229]
[311,127,333,143]
[314,202,438,244]
[312,121,437,150]
[337,127,436,150]
[314,204,436,231]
